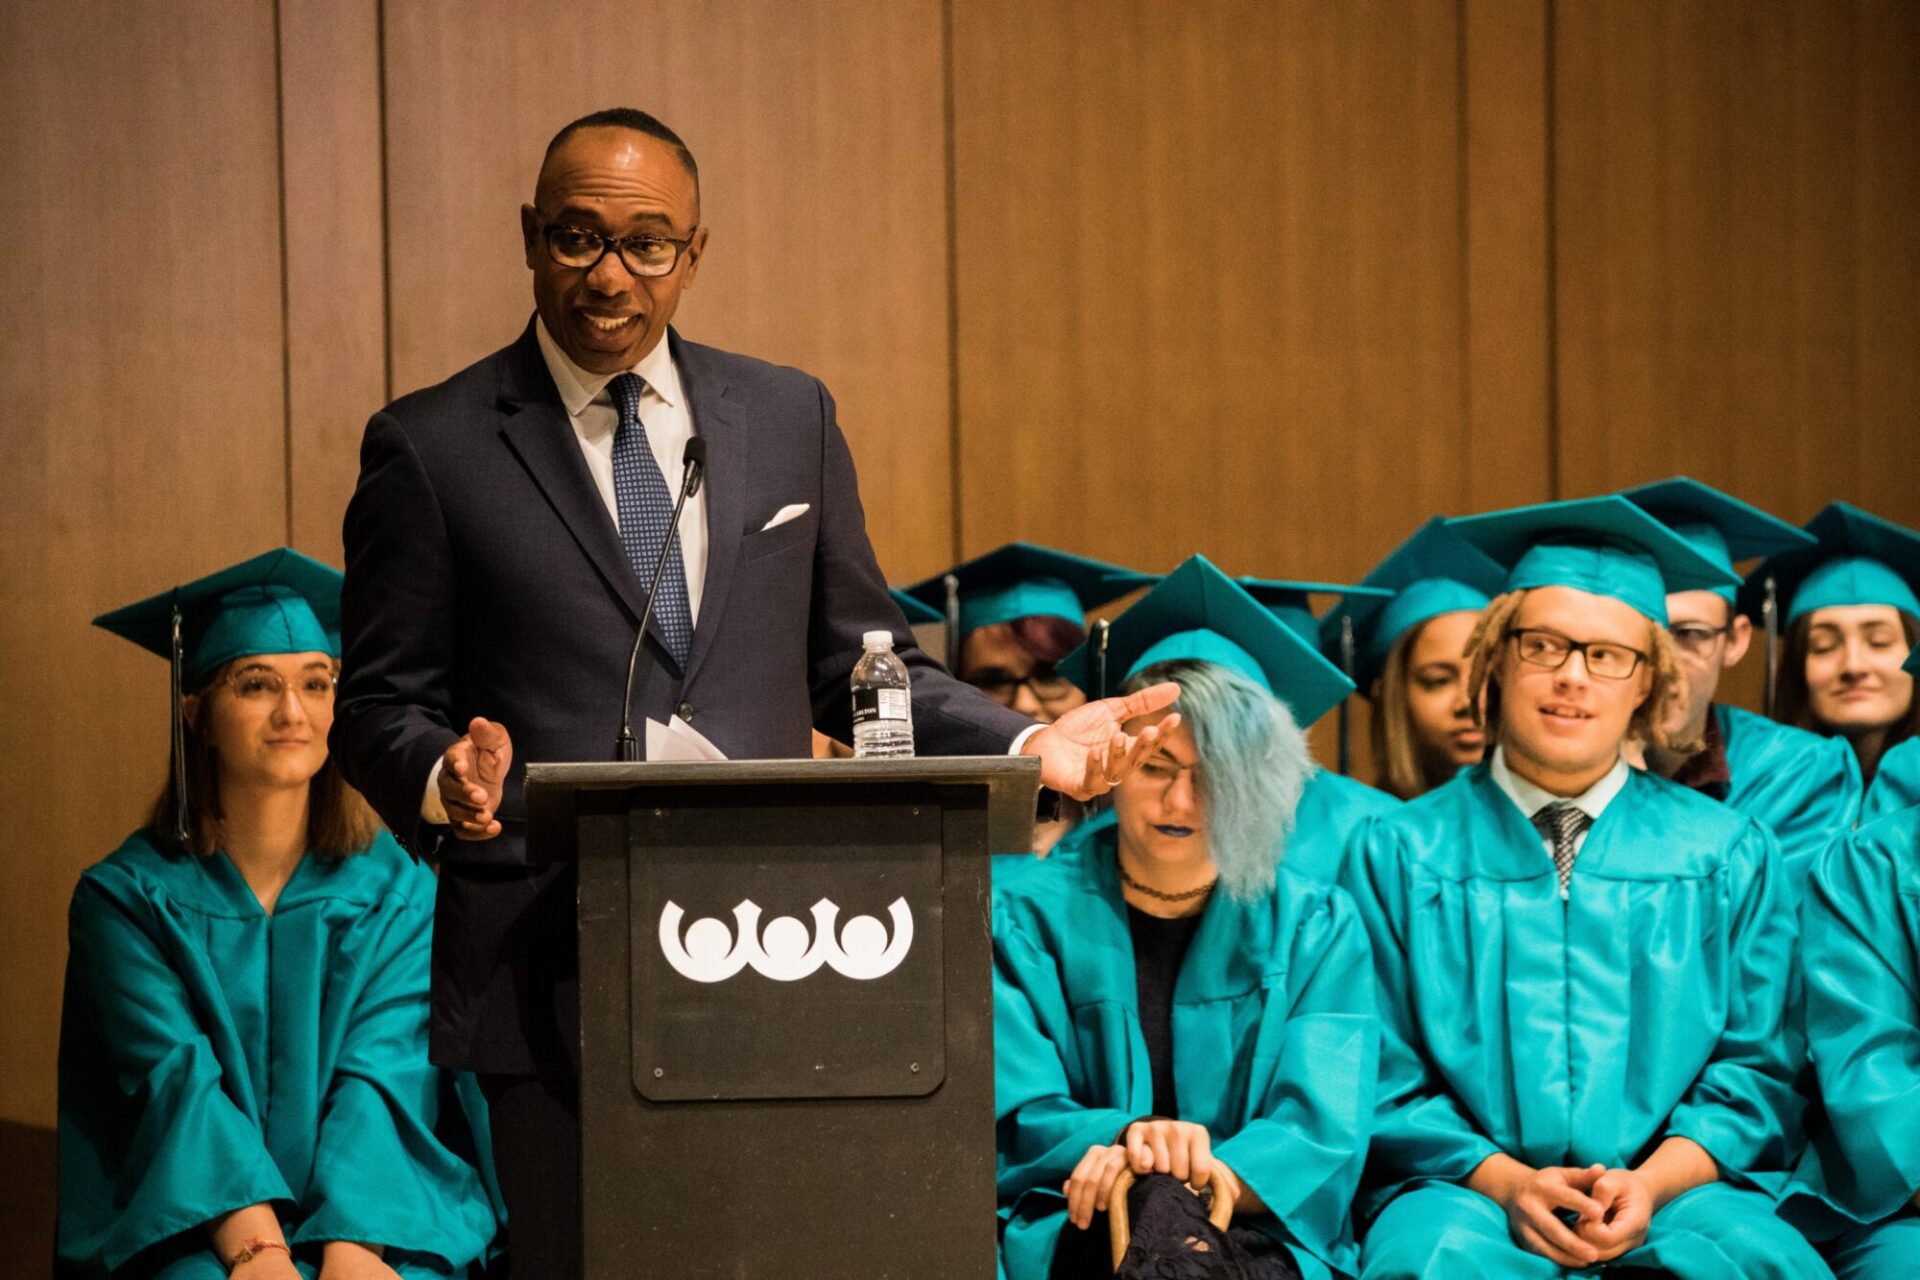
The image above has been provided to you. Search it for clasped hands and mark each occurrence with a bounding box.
[1061,1119,1246,1231]
[438,683,1183,841]
[1476,1157,1658,1269]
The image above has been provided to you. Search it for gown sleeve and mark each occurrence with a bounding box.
[58,867,294,1275]
[993,906,1139,1202]
[1340,819,1502,1216]
[1660,821,1806,1188]
[1862,739,1920,823]
[1798,823,1920,1222]
[1212,886,1377,1270]
[290,869,500,1268]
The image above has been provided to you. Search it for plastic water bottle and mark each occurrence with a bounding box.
[851,630,915,758]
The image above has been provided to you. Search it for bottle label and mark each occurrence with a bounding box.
[852,687,910,725]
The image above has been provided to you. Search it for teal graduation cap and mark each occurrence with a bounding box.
[1101,569,1391,655]
[1737,502,1920,624]
[1320,517,1509,688]
[899,542,1143,640]
[93,548,344,846]
[1055,554,1356,725]
[890,587,942,626]
[1619,476,1816,603]
[1908,647,1920,678]
[1448,495,1739,625]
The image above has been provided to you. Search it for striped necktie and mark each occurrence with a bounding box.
[1531,803,1593,899]
[608,372,692,667]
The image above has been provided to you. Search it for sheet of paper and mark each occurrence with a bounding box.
[645,715,729,762]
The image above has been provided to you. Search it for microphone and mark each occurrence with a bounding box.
[615,436,708,761]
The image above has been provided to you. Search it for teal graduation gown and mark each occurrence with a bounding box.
[1284,771,1400,884]
[994,823,1378,1280]
[1345,764,1825,1279]
[57,831,502,1279]
[1861,737,1920,822]
[1782,806,1920,1276]
[1715,704,1863,889]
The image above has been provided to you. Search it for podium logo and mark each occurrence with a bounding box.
[658,897,914,983]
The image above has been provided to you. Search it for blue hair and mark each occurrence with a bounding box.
[1123,658,1315,899]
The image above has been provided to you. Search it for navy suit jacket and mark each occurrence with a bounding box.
[332,320,1032,1070]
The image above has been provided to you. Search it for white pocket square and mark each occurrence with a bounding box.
[759,503,810,532]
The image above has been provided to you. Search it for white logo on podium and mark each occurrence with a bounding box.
[658,897,914,983]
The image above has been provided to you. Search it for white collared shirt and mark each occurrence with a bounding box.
[533,317,707,623]
[1488,743,1631,866]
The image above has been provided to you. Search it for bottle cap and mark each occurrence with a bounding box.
[862,629,892,649]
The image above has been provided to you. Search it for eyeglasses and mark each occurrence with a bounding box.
[1508,628,1647,681]
[967,666,1080,707]
[540,222,697,278]
[219,666,337,706]
[1668,623,1733,658]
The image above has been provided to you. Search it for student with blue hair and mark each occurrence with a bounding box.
[995,556,1377,1280]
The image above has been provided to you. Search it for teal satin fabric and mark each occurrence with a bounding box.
[1343,765,1806,1236]
[994,823,1377,1280]
[1716,704,1864,893]
[1861,737,1920,822]
[57,832,502,1277]
[1784,807,1920,1248]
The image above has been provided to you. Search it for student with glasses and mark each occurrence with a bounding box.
[1619,478,1863,889]
[61,551,501,1280]
[1345,498,1827,1279]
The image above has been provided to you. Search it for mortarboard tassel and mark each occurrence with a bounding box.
[1336,614,1357,776]
[169,599,190,848]
[1761,574,1779,718]
[942,573,961,672]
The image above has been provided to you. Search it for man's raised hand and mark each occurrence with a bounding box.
[1021,682,1181,800]
[440,717,512,840]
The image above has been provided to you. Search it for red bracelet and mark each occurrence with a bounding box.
[226,1239,292,1272]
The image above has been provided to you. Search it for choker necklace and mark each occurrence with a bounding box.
[1118,862,1217,903]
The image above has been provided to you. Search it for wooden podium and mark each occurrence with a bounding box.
[525,756,1041,1278]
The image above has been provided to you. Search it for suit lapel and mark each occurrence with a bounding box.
[493,320,664,645]
[674,332,747,689]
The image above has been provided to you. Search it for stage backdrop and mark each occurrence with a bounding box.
[2,0,1915,1253]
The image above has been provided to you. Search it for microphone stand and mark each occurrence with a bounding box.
[614,442,707,761]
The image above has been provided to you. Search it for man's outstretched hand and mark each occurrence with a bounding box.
[1021,682,1181,800]
[440,717,512,840]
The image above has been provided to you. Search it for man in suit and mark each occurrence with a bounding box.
[331,108,1175,1277]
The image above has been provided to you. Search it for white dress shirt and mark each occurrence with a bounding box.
[1488,744,1631,864]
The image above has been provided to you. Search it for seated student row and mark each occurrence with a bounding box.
[987,485,1920,1279]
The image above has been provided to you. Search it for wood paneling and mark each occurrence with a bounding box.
[949,0,1529,600]
[1554,0,1920,529]
[0,3,287,1125]
[379,0,957,580]
[282,0,389,565]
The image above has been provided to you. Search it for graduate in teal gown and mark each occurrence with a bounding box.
[1083,565,1399,885]
[1780,803,1920,1278]
[1741,502,1920,790]
[1860,650,1920,820]
[1322,518,1507,802]
[60,551,502,1280]
[1621,478,1863,887]
[904,542,1143,851]
[1345,497,1829,1279]
[998,556,1378,1280]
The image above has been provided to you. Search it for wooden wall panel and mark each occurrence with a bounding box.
[0,4,288,1126]
[379,0,957,580]
[282,0,389,565]
[1554,0,1920,530]
[949,0,1526,597]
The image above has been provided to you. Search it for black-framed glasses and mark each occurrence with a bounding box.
[1508,628,1648,680]
[1668,622,1734,657]
[541,222,697,278]
[967,665,1080,707]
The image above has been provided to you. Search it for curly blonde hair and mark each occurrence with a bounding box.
[1464,590,1697,754]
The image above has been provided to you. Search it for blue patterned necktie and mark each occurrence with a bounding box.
[1531,803,1593,899]
[608,372,692,667]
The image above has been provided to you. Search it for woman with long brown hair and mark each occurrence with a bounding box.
[59,550,501,1280]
